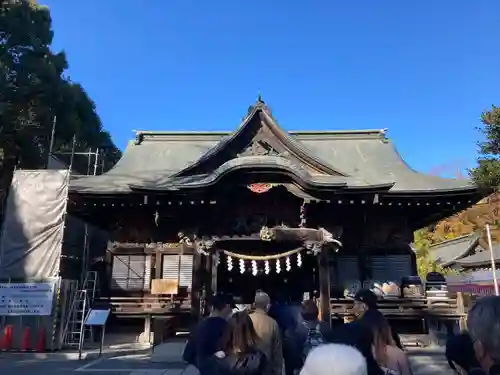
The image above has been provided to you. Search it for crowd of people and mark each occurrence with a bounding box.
[182,289,500,375]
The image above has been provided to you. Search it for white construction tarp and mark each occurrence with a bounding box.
[0,170,69,278]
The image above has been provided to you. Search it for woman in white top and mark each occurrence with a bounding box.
[362,309,412,375]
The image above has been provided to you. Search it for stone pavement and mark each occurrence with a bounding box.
[408,347,454,375]
[0,343,454,375]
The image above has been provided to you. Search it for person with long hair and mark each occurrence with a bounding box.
[204,311,267,375]
[360,310,412,375]
[446,332,482,375]
[329,321,385,375]
[353,289,403,350]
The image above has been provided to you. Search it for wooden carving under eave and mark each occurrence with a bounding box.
[260,226,341,245]
[238,140,281,158]
[247,183,279,194]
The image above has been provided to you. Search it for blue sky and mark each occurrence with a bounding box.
[43,0,500,177]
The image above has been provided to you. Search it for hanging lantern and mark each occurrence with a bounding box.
[276,259,281,274]
[285,256,291,272]
[264,260,270,274]
[297,253,302,267]
[251,260,258,276]
[227,255,233,271]
[239,259,245,274]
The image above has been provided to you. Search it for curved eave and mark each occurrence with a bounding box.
[129,166,349,192]
[456,259,498,267]
[69,191,132,197]
[383,185,480,197]
[128,161,394,193]
[438,236,480,267]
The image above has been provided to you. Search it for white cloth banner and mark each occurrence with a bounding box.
[0,280,57,316]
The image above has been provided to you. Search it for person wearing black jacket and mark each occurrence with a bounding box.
[268,295,304,375]
[353,289,404,350]
[183,294,233,372]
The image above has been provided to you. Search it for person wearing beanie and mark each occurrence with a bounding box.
[353,289,379,316]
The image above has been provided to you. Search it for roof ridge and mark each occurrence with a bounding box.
[290,129,387,135]
[134,130,231,136]
[132,129,388,137]
[430,233,478,248]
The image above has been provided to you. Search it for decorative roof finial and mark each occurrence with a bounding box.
[135,132,144,145]
[246,93,268,117]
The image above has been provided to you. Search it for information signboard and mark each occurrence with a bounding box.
[85,309,110,326]
[0,280,57,316]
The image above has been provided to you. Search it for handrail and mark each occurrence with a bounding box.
[60,285,79,345]
[61,271,98,347]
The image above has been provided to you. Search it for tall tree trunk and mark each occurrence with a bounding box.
[0,141,18,227]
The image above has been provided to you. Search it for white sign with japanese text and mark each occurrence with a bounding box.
[0,280,57,316]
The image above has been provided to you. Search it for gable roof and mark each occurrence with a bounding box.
[428,234,480,267]
[456,244,500,267]
[173,100,349,178]
[69,98,477,195]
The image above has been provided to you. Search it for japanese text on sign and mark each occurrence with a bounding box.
[0,280,57,316]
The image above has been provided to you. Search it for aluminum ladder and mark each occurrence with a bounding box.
[63,271,98,348]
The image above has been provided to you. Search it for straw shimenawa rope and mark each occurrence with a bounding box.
[222,247,302,261]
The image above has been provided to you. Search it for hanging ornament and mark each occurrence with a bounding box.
[227,255,233,271]
[264,260,270,274]
[276,259,281,274]
[299,200,307,228]
[297,253,302,267]
[251,260,258,276]
[239,259,245,274]
[285,256,291,272]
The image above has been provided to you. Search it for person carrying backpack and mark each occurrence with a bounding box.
[300,300,329,360]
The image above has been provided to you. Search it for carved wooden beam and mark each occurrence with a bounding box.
[110,241,181,249]
[177,225,343,256]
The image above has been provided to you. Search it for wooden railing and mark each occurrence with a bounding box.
[330,296,466,320]
[95,296,191,315]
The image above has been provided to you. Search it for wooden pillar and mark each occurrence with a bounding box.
[205,251,218,299]
[318,247,331,326]
[211,251,219,296]
[191,250,203,321]
[152,252,161,345]
[154,251,162,279]
[104,248,113,295]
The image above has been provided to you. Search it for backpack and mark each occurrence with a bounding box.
[302,323,325,358]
